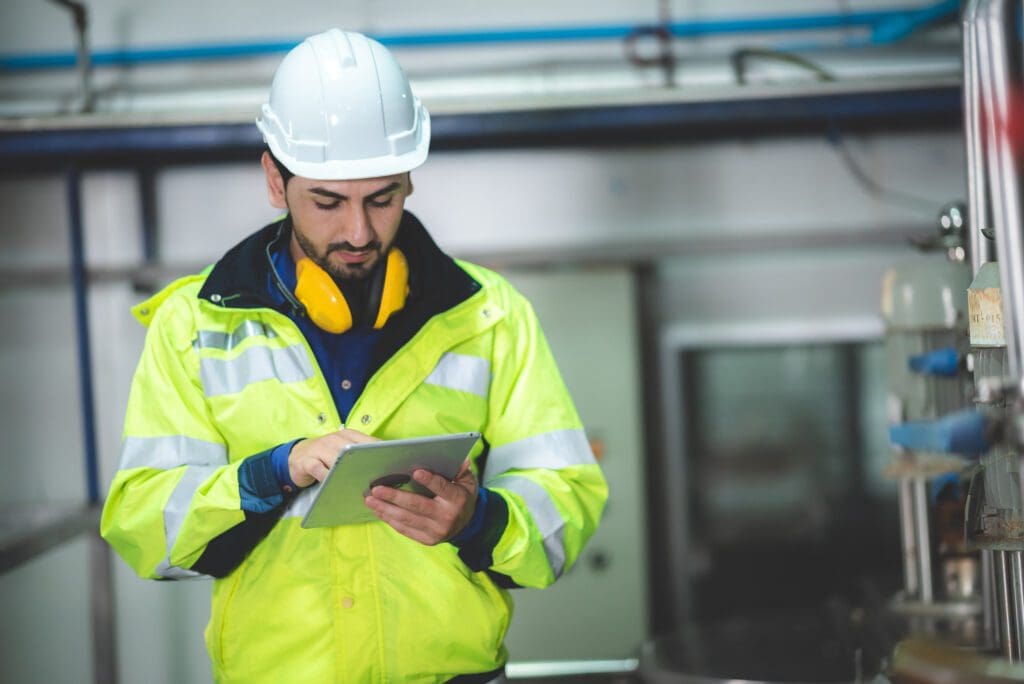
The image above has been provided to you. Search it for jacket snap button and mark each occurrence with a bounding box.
[139,307,149,316]
[361,415,371,425]
[317,413,326,424]
[210,294,222,303]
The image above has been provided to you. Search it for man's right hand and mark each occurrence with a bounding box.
[288,429,378,487]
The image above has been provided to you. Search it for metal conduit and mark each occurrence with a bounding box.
[913,477,934,603]
[963,0,994,272]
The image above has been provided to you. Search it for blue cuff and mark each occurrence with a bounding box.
[238,450,288,513]
[271,439,302,490]
[449,487,489,546]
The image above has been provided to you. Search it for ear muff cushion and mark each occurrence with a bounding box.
[373,248,410,329]
[295,258,353,333]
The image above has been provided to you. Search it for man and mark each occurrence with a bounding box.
[100,28,607,684]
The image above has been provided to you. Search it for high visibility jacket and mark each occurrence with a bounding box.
[100,213,608,683]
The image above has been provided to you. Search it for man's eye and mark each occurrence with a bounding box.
[370,197,394,209]
[314,201,339,210]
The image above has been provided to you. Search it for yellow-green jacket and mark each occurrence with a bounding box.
[100,213,608,683]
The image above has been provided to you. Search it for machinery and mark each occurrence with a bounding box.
[882,205,980,643]
[888,0,1024,678]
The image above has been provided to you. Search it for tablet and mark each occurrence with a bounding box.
[300,432,481,528]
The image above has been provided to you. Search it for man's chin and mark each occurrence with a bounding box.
[326,261,374,282]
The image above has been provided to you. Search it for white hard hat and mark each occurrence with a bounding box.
[256,29,430,180]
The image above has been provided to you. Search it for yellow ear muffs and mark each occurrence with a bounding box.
[294,258,353,334]
[373,248,410,329]
[293,249,409,334]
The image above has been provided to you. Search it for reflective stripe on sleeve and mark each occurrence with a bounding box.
[199,343,314,397]
[489,474,567,578]
[194,320,277,352]
[119,435,228,471]
[423,352,490,398]
[156,464,219,580]
[485,429,595,478]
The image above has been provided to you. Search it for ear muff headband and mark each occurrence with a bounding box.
[293,248,409,334]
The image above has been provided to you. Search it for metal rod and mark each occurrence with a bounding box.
[996,549,1017,659]
[913,476,934,603]
[66,166,100,504]
[979,0,1024,391]
[138,167,159,264]
[89,533,117,684]
[899,477,920,597]
[67,167,117,682]
[1011,551,1024,659]
[658,340,691,630]
[964,0,995,273]
[984,548,1000,649]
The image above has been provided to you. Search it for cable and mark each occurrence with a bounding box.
[828,127,944,215]
[731,46,943,216]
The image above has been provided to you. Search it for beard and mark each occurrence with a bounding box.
[293,224,383,282]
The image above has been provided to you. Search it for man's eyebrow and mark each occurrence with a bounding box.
[309,187,345,201]
[307,182,401,202]
[365,182,401,201]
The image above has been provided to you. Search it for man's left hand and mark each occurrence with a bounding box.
[364,459,477,545]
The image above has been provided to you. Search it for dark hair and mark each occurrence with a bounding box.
[266,147,294,186]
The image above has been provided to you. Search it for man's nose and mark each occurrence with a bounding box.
[346,206,374,247]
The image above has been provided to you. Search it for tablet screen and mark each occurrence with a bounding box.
[300,432,480,528]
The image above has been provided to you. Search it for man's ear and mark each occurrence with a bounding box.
[405,172,414,198]
[261,151,288,210]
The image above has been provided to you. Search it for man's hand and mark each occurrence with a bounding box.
[364,459,478,545]
[288,429,378,487]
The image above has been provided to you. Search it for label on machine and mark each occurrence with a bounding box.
[968,286,1005,347]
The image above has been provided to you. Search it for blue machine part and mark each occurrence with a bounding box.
[908,347,960,377]
[889,409,994,456]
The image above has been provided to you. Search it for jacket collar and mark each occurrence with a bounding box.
[198,210,480,317]
[197,211,482,370]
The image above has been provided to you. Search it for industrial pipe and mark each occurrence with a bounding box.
[0,2,959,72]
[963,0,994,273]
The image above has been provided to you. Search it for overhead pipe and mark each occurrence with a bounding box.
[0,1,958,72]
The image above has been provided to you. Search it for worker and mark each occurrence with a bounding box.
[100,28,607,684]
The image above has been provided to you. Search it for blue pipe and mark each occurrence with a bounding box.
[0,1,958,72]
[67,167,101,505]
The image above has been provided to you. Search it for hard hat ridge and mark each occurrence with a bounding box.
[256,28,430,180]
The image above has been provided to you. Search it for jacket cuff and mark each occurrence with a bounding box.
[454,487,509,572]
[238,449,292,513]
[270,439,302,490]
[448,487,489,546]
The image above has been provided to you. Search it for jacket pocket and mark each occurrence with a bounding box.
[206,559,248,675]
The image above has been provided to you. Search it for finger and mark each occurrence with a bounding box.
[311,460,330,483]
[338,429,378,444]
[370,485,437,515]
[365,495,443,541]
[412,469,457,499]
[322,451,341,470]
[377,515,440,546]
[455,458,471,478]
